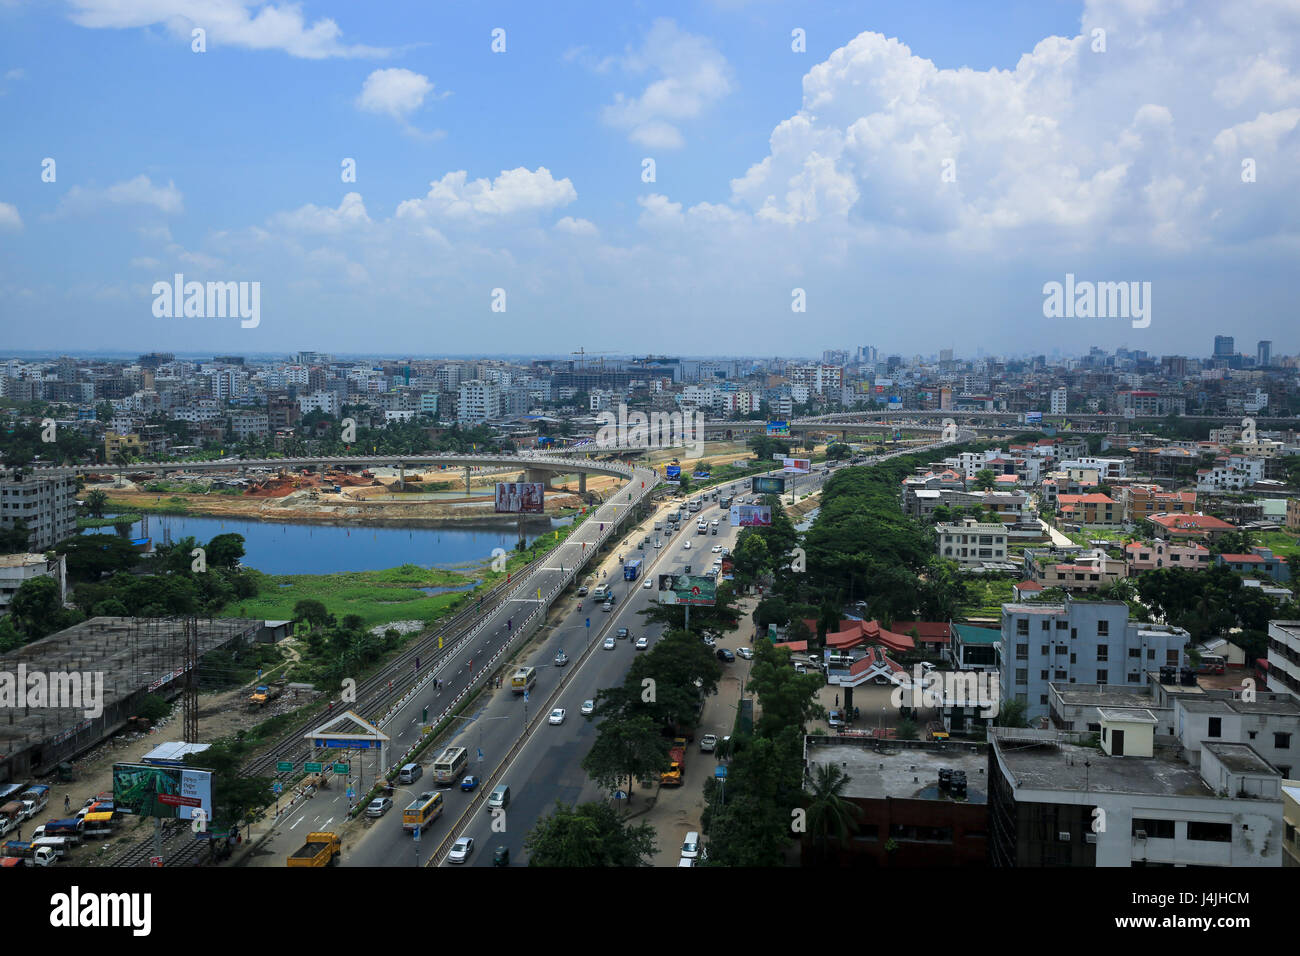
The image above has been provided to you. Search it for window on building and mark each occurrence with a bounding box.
[1275,732,1292,750]
[1017,619,1029,635]
[1097,645,1109,661]
[1132,818,1176,839]
[1186,821,1232,843]
[1096,670,1108,684]
[1208,717,1221,738]
[1098,620,1109,636]
[1016,644,1029,660]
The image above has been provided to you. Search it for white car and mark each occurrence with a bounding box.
[548,708,566,725]
[643,578,653,588]
[603,636,616,650]
[684,540,691,549]
[711,545,722,553]
[635,636,648,650]
[736,647,754,660]
[680,831,701,860]
[702,636,716,648]
[448,836,474,863]
[581,699,595,716]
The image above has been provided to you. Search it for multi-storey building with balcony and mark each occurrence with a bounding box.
[936,518,1008,567]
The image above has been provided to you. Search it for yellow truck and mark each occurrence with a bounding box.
[286,831,340,867]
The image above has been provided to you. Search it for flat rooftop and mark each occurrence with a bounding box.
[990,730,1214,798]
[1053,684,1159,709]
[1203,742,1278,776]
[0,616,262,754]
[808,739,989,804]
[1178,696,1300,718]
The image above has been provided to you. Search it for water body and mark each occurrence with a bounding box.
[89,514,556,575]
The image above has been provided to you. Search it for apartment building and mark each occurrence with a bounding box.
[988,724,1284,866]
[1215,548,1291,583]
[1123,484,1196,521]
[1147,512,1236,541]
[936,519,1009,567]
[457,379,503,424]
[0,471,76,551]
[228,410,269,441]
[1288,498,1300,533]
[0,552,67,614]
[1056,493,1122,527]
[1124,538,1210,573]
[1267,621,1300,703]
[1000,598,1189,721]
[103,431,145,461]
[1030,554,1127,593]
[298,389,341,417]
[1174,695,1300,778]
[1197,455,1266,492]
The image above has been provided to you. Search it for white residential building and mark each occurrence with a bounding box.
[458,379,502,424]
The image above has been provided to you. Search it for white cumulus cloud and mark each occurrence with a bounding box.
[356,68,435,120]
[600,19,733,149]
[397,167,577,223]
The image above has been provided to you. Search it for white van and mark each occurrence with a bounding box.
[487,784,511,809]
[398,763,423,785]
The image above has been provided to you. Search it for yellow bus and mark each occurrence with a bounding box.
[510,667,536,695]
[431,746,469,785]
[401,791,443,832]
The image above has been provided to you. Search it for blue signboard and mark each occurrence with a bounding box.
[312,738,380,749]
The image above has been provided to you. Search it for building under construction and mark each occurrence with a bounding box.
[0,616,262,783]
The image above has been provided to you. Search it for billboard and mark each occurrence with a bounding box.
[731,504,772,527]
[751,475,785,494]
[665,465,681,482]
[112,762,213,820]
[495,481,545,514]
[1025,411,1043,424]
[657,573,717,607]
[779,457,811,474]
[766,420,790,437]
[719,556,735,581]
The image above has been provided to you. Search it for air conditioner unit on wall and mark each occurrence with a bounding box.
[1058,831,1071,842]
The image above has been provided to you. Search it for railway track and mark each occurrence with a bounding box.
[111,479,653,866]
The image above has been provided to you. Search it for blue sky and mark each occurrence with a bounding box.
[1,0,1297,359]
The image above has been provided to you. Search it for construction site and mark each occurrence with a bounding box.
[0,616,265,783]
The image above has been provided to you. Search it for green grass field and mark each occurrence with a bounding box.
[959,577,1017,617]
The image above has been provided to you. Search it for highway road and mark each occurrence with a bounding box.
[240,463,658,866]
[247,440,955,867]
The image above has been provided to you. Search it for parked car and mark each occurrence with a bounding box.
[702,635,716,647]
[736,647,754,660]
[365,797,392,818]
[448,837,474,863]
[548,708,566,725]
[716,648,735,663]
[699,734,718,753]
[680,831,701,860]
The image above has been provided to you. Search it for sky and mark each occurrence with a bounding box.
[0,0,1297,360]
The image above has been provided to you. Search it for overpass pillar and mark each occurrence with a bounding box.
[464,466,471,496]
[525,468,554,489]
[578,472,587,495]
[398,464,405,491]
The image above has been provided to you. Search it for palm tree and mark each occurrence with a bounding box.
[805,763,860,866]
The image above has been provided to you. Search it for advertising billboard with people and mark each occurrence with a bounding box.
[495,481,545,514]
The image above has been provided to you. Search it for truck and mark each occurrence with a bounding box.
[20,786,49,818]
[247,681,284,708]
[0,841,57,867]
[660,738,687,787]
[32,819,83,843]
[287,831,341,867]
[0,808,22,838]
[623,558,642,581]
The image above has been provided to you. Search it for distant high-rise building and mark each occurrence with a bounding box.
[1051,386,1068,415]
[1214,335,1235,359]
[940,348,954,364]
[1258,340,1272,367]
